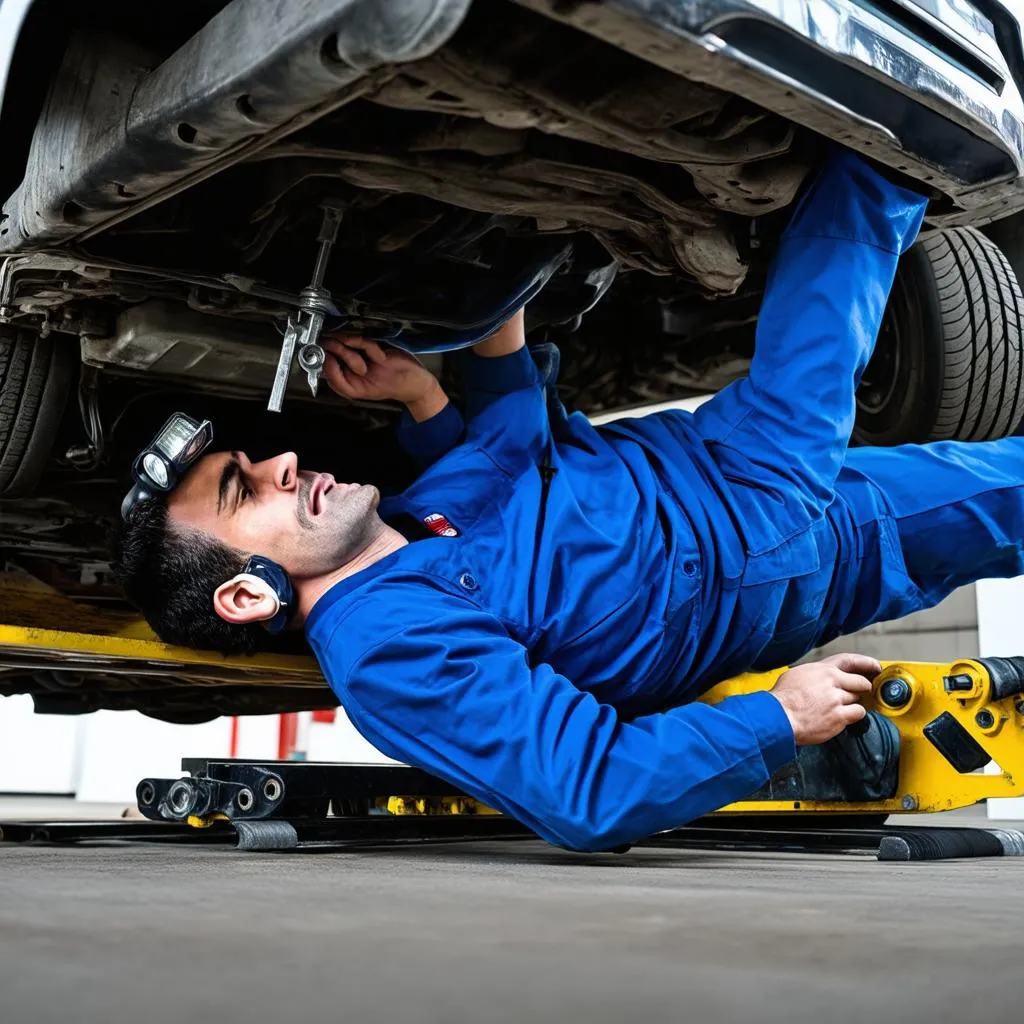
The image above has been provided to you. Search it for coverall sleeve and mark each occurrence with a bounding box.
[456,345,544,419]
[693,150,928,532]
[395,402,465,470]
[395,347,543,469]
[333,587,796,852]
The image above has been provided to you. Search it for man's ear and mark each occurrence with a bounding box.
[213,573,281,626]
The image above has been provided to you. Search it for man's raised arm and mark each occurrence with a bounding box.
[322,309,541,469]
[455,309,546,422]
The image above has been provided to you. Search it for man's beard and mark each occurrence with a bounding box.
[295,478,382,571]
[296,477,315,532]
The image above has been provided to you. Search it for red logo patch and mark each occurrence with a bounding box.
[423,512,459,538]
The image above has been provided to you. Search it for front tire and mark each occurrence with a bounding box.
[853,226,1024,446]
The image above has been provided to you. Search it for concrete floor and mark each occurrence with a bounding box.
[2,800,1023,1024]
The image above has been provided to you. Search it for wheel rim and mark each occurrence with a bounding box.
[857,305,903,417]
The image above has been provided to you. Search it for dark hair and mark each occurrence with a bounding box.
[112,498,264,655]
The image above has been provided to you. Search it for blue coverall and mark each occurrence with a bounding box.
[306,151,1024,852]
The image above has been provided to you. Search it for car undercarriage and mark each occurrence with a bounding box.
[3,0,1024,719]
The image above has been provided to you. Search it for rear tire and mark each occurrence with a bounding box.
[853,226,1024,446]
[0,329,75,496]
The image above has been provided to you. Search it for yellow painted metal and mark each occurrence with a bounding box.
[187,812,230,829]
[380,795,501,816]
[0,571,153,636]
[0,622,324,686]
[0,571,326,688]
[703,661,1024,815]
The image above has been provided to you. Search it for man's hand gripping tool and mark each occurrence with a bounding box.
[267,204,344,413]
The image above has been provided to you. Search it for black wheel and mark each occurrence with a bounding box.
[854,226,1024,446]
[0,329,75,496]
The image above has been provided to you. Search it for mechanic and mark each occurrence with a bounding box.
[114,150,1024,852]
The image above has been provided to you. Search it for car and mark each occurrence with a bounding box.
[3,0,1024,722]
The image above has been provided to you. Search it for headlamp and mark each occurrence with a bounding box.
[121,413,214,521]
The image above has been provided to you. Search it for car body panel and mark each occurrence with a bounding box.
[514,0,1024,224]
[0,0,475,253]
[0,0,1022,259]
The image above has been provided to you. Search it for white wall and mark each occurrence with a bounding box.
[306,708,397,764]
[74,712,286,804]
[0,701,286,804]
[803,585,978,664]
[977,577,1024,658]
[74,712,232,804]
[0,695,84,794]
[0,695,396,803]
[978,577,1024,820]
[589,394,712,424]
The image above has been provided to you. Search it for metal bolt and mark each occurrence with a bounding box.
[879,677,912,709]
[262,778,282,802]
[236,788,255,813]
[137,782,155,807]
[976,710,996,729]
[297,343,325,375]
[901,795,918,811]
[167,780,196,818]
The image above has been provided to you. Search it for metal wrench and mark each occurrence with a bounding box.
[267,205,344,412]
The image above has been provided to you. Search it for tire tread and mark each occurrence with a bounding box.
[0,329,74,495]
[859,226,1024,445]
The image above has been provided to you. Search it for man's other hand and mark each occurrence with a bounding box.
[323,335,448,422]
[769,653,880,746]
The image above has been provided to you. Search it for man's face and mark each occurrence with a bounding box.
[167,450,382,579]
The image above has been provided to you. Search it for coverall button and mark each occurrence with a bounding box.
[683,561,698,577]
[458,572,479,591]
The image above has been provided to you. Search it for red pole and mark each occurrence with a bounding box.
[228,717,240,758]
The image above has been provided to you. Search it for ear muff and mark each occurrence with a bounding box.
[237,556,296,634]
